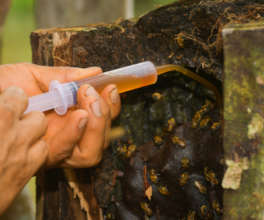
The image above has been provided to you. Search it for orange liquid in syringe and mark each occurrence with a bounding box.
[75,72,157,93]
[75,62,158,94]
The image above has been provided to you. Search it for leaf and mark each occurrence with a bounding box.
[145,185,153,201]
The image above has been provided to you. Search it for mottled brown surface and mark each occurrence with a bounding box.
[31,0,264,219]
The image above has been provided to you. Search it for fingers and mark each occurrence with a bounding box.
[45,84,121,168]
[100,84,121,119]
[97,84,121,148]
[0,85,48,210]
[18,111,47,146]
[29,64,102,91]
[78,84,110,149]
[0,87,28,128]
[45,109,89,166]
[62,85,110,167]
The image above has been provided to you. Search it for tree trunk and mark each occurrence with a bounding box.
[35,0,134,29]
[31,0,264,219]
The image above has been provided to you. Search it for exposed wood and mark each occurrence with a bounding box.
[31,0,264,219]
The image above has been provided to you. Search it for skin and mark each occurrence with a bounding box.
[0,63,121,214]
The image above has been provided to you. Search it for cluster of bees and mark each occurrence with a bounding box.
[113,93,223,219]
[138,100,223,219]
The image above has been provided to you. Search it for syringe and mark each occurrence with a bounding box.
[24,61,157,115]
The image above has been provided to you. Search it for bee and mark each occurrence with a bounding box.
[117,145,127,154]
[200,205,210,217]
[179,172,189,186]
[167,117,176,131]
[168,52,175,58]
[204,167,218,185]
[126,144,136,157]
[149,169,158,184]
[140,202,152,216]
[211,122,220,130]
[154,136,163,145]
[171,136,186,147]
[158,185,169,195]
[181,157,190,168]
[117,144,136,158]
[199,117,211,128]
[194,181,207,194]
[192,100,213,128]
[212,200,222,213]
[175,32,185,48]
[152,92,162,101]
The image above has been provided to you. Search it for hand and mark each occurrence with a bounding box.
[0,63,121,167]
[0,87,47,214]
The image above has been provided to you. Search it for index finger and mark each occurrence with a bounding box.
[29,64,102,91]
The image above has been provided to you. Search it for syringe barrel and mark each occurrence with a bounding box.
[75,61,157,93]
[25,61,157,115]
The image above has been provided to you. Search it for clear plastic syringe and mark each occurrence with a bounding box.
[24,61,157,115]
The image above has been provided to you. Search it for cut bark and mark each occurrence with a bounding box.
[31,0,264,219]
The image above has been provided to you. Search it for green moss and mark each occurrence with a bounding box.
[248,113,264,139]
[223,21,264,219]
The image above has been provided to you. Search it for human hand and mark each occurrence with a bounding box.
[0,87,47,214]
[0,63,121,167]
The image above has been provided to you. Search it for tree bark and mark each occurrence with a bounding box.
[31,0,264,219]
[35,0,134,29]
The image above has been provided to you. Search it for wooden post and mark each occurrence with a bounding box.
[223,22,264,219]
[35,0,134,29]
[31,1,264,219]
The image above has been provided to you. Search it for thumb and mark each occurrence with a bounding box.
[29,64,102,91]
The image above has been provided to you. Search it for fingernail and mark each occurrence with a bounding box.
[78,118,88,129]
[86,85,99,98]
[91,100,102,117]
[110,87,119,104]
